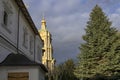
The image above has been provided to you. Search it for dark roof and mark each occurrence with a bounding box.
[0,53,48,72]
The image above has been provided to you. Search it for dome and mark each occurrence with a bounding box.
[41,17,46,23]
[41,19,46,23]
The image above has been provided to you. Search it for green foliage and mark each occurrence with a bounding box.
[74,5,120,80]
[53,59,78,80]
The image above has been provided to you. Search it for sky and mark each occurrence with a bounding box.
[23,0,120,64]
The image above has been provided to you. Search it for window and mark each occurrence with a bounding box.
[1,1,13,33]
[23,27,28,48]
[3,11,8,25]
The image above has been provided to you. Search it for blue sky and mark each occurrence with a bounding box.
[23,0,120,64]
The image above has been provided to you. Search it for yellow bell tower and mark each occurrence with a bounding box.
[39,17,55,72]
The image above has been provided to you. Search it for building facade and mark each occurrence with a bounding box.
[0,0,47,80]
[39,18,55,72]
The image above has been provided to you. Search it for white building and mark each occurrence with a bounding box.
[0,0,47,80]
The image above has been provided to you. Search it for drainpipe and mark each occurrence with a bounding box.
[34,35,36,62]
[17,8,20,54]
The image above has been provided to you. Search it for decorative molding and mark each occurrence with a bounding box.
[1,1,13,34]
[0,33,17,47]
[2,1,13,14]
[22,27,28,49]
[0,36,17,53]
[29,36,34,55]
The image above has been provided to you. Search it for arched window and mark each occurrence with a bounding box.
[3,11,8,25]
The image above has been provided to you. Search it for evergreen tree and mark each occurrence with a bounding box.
[74,5,120,79]
[98,32,120,78]
[53,59,78,80]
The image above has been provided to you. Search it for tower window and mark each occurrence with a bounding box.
[3,11,8,25]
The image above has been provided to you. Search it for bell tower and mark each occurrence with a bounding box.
[39,17,55,72]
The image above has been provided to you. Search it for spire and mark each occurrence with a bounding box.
[41,15,46,30]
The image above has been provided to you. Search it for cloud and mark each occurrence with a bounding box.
[52,0,81,15]
[23,0,33,8]
[109,8,120,30]
[81,13,89,18]
[116,8,120,13]
[46,13,88,63]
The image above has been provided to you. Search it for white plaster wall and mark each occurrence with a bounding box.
[39,67,46,80]
[0,0,18,63]
[0,1,46,79]
[0,0,44,62]
[0,0,36,61]
[0,66,45,80]
[18,12,35,61]
[35,35,43,63]
[0,0,20,60]
[0,0,18,61]
[0,68,6,80]
[0,0,18,46]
